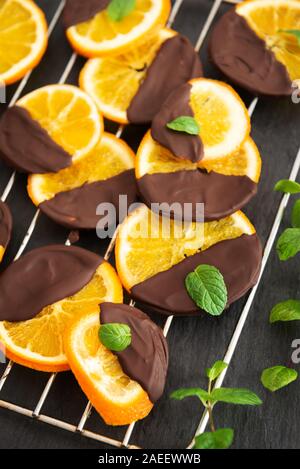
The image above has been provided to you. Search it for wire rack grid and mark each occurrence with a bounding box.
[0,0,299,450]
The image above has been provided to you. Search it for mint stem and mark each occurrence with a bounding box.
[207,379,216,432]
[208,403,216,432]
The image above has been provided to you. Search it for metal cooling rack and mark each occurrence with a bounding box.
[0,0,299,449]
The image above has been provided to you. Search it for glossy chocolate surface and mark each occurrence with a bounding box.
[132,234,262,316]
[0,245,103,322]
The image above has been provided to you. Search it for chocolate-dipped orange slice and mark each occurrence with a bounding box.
[0,201,12,263]
[136,131,261,221]
[116,205,262,316]
[0,0,47,85]
[65,303,168,425]
[64,0,171,57]
[0,85,103,174]
[151,78,250,164]
[0,245,123,371]
[209,0,300,96]
[80,29,203,124]
[27,133,136,230]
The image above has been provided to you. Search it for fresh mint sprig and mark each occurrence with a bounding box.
[107,0,136,22]
[185,264,228,316]
[261,366,298,392]
[167,116,200,135]
[170,360,262,449]
[99,323,131,352]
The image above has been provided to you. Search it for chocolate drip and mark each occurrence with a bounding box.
[151,83,203,163]
[63,0,110,29]
[138,169,257,221]
[209,9,292,96]
[131,234,262,316]
[0,201,12,250]
[40,170,137,229]
[0,106,72,174]
[100,303,168,403]
[0,245,103,322]
[127,35,203,124]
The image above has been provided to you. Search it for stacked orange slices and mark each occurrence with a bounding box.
[0,0,48,85]
[0,0,269,430]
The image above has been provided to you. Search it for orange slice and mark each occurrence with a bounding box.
[64,310,153,426]
[187,79,251,162]
[116,204,255,292]
[0,0,48,85]
[79,28,175,124]
[17,84,103,163]
[136,131,261,184]
[27,132,135,206]
[0,262,123,372]
[66,0,171,57]
[237,0,300,82]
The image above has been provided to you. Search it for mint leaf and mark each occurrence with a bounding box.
[279,29,300,45]
[270,300,300,323]
[277,228,300,260]
[206,361,228,382]
[107,0,136,22]
[167,116,200,135]
[99,323,131,352]
[274,179,300,194]
[210,388,262,405]
[170,387,210,404]
[185,265,227,316]
[194,428,234,449]
[292,199,300,228]
[261,366,298,392]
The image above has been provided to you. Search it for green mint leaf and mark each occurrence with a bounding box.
[274,179,300,194]
[170,387,210,404]
[261,366,298,392]
[210,388,262,405]
[279,29,300,45]
[185,264,227,316]
[167,116,200,135]
[194,428,234,449]
[206,361,228,382]
[270,299,300,323]
[292,199,300,228]
[276,228,300,261]
[107,0,136,22]
[99,323,131,352]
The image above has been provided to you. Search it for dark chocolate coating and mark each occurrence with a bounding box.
[0,245,103,322]
[100,303,168,403]
[131,234,262,316]
[151,83,204,163]
[0,106,72,174]
[0,201,12,250]
[63,0,110,29]
[209,9,293,96]
[138,169,257,222]
[40,169,137,229]
[127,35,203,124]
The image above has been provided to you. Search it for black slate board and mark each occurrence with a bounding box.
[0,0,300,449]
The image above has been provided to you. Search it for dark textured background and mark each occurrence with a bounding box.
[0,0,300,449]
